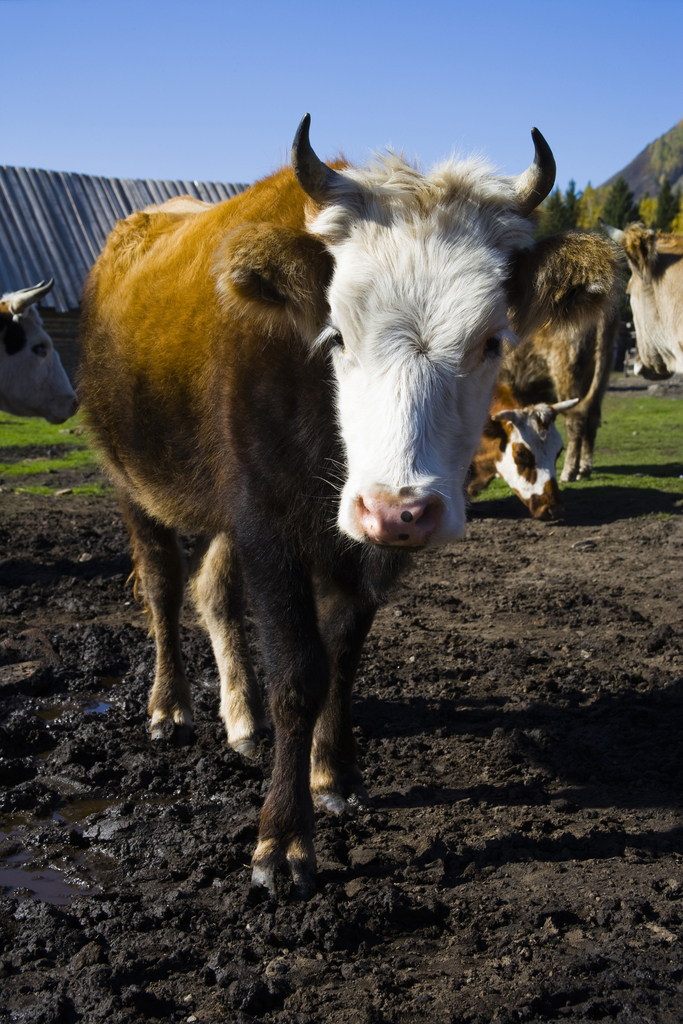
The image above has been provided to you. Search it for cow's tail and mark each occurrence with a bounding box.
[571,306,620,420]
[126,566,154,634]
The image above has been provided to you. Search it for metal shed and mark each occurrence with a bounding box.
[0,166,248,313]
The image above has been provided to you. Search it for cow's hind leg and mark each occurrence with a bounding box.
[311,584,376,816]
[119,493,191,740]
[560,414,584,482]
[576,406,600,479]
[190,533,268,756]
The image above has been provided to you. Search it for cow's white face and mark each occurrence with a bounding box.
[310,158,533,547]
[0,304,78,423]
[492,405,566,520]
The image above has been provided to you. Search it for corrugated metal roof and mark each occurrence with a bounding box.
[0,167,249,312]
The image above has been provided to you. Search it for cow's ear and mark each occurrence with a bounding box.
[214,223,333,342]
[507,231,621,339]
[620,222,657,278]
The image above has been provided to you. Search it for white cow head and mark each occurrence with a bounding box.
[292,116,556,547]
[600,219,683,379]
[0,280,78,423]
[492,398,578,520]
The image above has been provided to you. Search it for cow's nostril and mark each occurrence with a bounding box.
[400,510,413,522]
[398,533,409,541]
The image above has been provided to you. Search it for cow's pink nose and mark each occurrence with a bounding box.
[356,494,442,546]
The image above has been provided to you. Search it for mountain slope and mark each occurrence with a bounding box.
[601,118,683,199]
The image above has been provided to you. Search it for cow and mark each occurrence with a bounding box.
[0,279,78,423]
[498,231,622,481]
[599,219,683,380]
[143,195,214,215]
[79,114,564,897]
[467,383,578,519]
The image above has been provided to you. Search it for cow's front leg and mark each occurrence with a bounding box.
[310,584,376,815]
[119,491,191,740]
[242,540,328,898]
[190,533,269,756]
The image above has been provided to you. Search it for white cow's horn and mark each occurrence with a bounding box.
[8,277,55,313]
[598,219,625,244]
[513,129,556,217]
[291,114,346,204]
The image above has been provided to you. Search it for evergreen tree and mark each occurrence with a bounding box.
[654,179,681,232]
[536,188,567,238]
[601,177,639,228]
[563,180,579,228]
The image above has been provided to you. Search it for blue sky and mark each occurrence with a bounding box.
[2,0,682,192]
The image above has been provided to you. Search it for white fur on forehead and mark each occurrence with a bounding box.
[309,151,535,252]
[325,220,509,363]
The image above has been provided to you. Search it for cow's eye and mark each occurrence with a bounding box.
[32,343,48,357]
[484,335,501,358]
[330,331,344,348]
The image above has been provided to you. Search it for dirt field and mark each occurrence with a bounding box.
[1,382,682,1024]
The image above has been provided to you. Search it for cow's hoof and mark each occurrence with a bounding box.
[252,837,316,901]
[314,792,348,815]
[150,718,174,742]
[560,470,577,483]
[314,785,372,816]
[150,711,194,744]
[251,864,277,896]
[289,859,316,901]
[229,723,271,758]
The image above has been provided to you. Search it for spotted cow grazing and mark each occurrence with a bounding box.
[468,383,578,519]
[79,115,561,897]
[0,279,78,423]
[501,231,622,481]
[599,220,683,380]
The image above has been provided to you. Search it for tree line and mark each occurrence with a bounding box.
[536,176,683,238]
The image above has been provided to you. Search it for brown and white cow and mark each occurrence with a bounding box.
[0,280,78,423]
[80,115,565,897]
[599,220,683,380]
[500,231,622,481]
[468,383,578,518]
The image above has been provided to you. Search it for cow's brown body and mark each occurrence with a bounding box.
[501,232,622,481]
[80,161,408,895]
[79,119,570,896]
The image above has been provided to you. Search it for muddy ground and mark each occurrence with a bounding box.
[1,383,683,1024]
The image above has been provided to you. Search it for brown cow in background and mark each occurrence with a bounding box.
[502,231,622,481]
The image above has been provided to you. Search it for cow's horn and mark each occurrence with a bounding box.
[292,114,345,203]
[549,398,580,418]
[513,129,556,217]
[491,408,520,424]
[598,219,625,244]
[8,277,55,313]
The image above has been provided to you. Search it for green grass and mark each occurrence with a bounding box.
[0,412,87,448]
[472,391,683,523]
[12,483,110,497]
[0,448,99,477]
[0,412,101,493]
